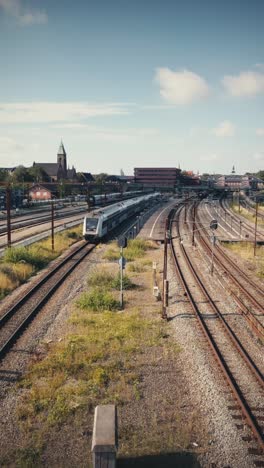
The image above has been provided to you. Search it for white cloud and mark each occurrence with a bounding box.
[0,0,47,25]
[212,121,235,137]
[52,124,159,142]
[155,68,210,105]
[222,70,264,97]
[256,128,264,136]
[0,102,130,124]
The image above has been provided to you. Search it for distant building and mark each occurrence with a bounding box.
[33,142,77,182]
[134,167,181,188]
[214,174,263,190]
[29,184,52,200]
[79,172,94,183]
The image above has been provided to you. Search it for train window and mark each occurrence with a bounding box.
[86,218,98,230]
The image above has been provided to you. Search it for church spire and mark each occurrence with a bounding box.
[57,140,67,178]
[58,140,66,156]
[231,165,235,174]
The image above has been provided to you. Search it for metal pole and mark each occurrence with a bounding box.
[238,191,241,213]
[210,234,215,275]
[120,246,123,309]
[192,203,196,246]
[6,185,11,248]
[87,184,91,212]
[51,201,55,251]
[164,280,169,307]
[239,221,242,238]
[254,202,258,256]
[162,218,169,319]
[184,193,187,224]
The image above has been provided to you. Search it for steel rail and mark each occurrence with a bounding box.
[0,242,95,359]
[169,207,264,451]
[220,199,264,239]
[0,241,90,328]
[195,206,264,339]
[198,228,264,340]
[0,209,86,237]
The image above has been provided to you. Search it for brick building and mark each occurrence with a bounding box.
[134,167,181,188]
[29,184,52,200]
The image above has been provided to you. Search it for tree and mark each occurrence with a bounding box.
[94,173,108,185]
[255,170,264,181]
[12,166,33,183]
[0,169,8,182]
[28,165,50,182]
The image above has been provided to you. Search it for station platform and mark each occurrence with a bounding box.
[138,199,179,242]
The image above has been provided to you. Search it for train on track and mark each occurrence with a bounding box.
[83,193,160,241]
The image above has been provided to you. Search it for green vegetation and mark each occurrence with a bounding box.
[231,203,264,228]
[77,289,120,311]
[111,273,134,290]
[222,241,264,278]
[0,226,82,299]
[89,268,135,291]
[17,308,167,429]
[2,238,187,467]
[103,238,157,262]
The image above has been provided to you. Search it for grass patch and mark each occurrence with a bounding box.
[0,226,82,300]
[9,242,184,466]
[88,268,136,292]
[127,262,146,272]
[89,269,114,288]
[77,289,120,311]
[230,203,264,228]
[103,238,155,263]
[17,308,168,431]
[222,241,264,278]
[111,273,135,290]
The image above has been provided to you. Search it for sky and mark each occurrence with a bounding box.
[0,0,264,175]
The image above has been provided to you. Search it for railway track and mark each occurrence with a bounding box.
[194,206,264,340]
[169,207,264,459]
[0,241,95,360]
[220,198,264,240]
[0,207,87,237]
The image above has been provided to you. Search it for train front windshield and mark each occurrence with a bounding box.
[86,218,98,231]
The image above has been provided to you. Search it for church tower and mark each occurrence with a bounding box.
[57,141,67,178]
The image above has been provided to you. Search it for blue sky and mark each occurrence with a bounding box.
[0,0,264,175]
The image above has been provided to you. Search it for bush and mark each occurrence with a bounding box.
[111,274,134,290]
[103,248,119,261]
[3,246,50,269]
[89,269,114,289]
[128,263,144,272]
[65,231,79,239]
[77,289,120,311]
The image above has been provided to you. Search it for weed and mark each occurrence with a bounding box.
[111,274,135,290]
[103,248,119,261]
[0,226,81,298]
[127,262,146,272]
[16,446,42,468]
[223,241,264,278]
[77,289,120,311]
[89,269,114,288]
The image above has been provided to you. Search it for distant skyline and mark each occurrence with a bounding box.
[0,0,263,175]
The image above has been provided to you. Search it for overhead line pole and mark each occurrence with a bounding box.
[6,185,11,248]
[254,202,258,257]
[51,200,55,251]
